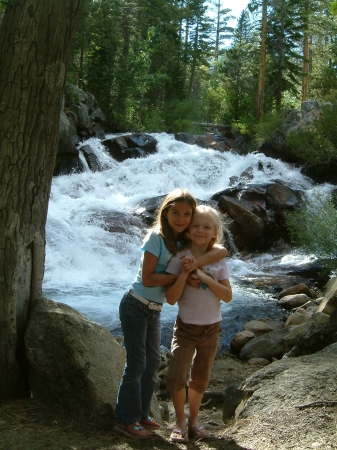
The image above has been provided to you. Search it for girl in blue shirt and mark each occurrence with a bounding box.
[114,189,227,439]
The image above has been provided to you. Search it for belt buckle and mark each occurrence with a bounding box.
[148,302,160,311]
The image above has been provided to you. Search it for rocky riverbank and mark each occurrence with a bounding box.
[2,276,334,450]
[1,347,336,450]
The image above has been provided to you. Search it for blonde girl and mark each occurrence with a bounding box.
[165,205,232,443]
[114,192,227,440]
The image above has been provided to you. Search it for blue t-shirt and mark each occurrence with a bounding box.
[131,230,172,303]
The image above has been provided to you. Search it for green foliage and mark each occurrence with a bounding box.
[170,119,194,134]
[285,194,337,262]
[285,104,337,163]
[231,113,284,152]
[142,108,166,133]
[265,0,308,107]
[218,11,259,122]
[231,114,257,138]
[198,70,226,123]
[316,103,337,148]
[165,99,206,133]
[252,113,284,147]
[286,128,336,163]
[331,1,337,15]
[66,0,337,132]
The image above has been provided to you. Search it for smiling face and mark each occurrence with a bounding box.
[188,211,217,248]
[165,201,194,237]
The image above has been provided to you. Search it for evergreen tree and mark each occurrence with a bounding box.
[208,0,234,60]
[219,10,259,121]
[266,0,307,108]
[305,0,337,101]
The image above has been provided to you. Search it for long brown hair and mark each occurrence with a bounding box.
[152,189,197,254]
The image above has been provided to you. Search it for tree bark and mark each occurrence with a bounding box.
[0,0,84,398]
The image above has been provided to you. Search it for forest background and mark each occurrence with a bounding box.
[61,0,337,137]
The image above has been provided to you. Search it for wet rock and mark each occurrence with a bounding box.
[230,330,255,355]
[102,134,157,162]
[239,313,330,361]
[247,358,270,366]
[278,283,312,300]
[243,320,274,337]
[284,311,310,327]
[278,293,312,309]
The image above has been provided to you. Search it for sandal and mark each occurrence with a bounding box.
[170,427,189,443]
[188,425,211,440]
[113,422,152,440]
[140,417,161,428]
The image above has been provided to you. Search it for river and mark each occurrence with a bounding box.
[42,133,332,350]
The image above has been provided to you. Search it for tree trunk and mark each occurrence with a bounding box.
[188,21,199,98]
[301,33,309,104]
[0,0,84,398]
[256,0,267,120]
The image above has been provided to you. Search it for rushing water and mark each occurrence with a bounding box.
[42,133,331,349]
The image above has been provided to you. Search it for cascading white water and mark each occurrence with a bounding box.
[43,133,332,347]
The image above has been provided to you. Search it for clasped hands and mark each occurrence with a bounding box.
[180,255,206,289]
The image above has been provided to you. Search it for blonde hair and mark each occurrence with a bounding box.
[152,189,197,254]
[192,205,224,250]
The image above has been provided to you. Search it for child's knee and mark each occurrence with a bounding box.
[166,376,187,395]
[189,379,208,393]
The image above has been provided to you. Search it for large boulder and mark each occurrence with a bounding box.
[55,84,108,176]
[212,183,302,252]
[25,298,125,423]
[217,195,284,251]
[102,133,158,162]
[226,342,337,423]
[239,312,330,362]
[249,100,324,164]
[54,107,85,176]
[301,157,337,185]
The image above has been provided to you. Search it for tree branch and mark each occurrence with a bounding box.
[295,400,337,410]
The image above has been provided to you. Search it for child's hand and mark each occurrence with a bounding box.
[186,272,200,289]
[180,256,199,272]
[195,268,210,283]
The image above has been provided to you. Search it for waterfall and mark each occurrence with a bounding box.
[43,133,332,348]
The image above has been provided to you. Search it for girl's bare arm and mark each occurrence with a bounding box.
[181,246,228,272]
[165,265,190,305]
[195,269,232,303]
[141,251,179,287]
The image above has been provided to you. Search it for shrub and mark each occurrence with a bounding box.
[231,114,257,138]
[232,113,284,152]
[252,113,284,149]
[285,126,336,163]
[284,194,337,263]
[165,99,206,133]
[285,103,337,163]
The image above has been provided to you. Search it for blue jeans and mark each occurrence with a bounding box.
[114,292,161,425]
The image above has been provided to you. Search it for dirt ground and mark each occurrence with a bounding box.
[1,354,336,450]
